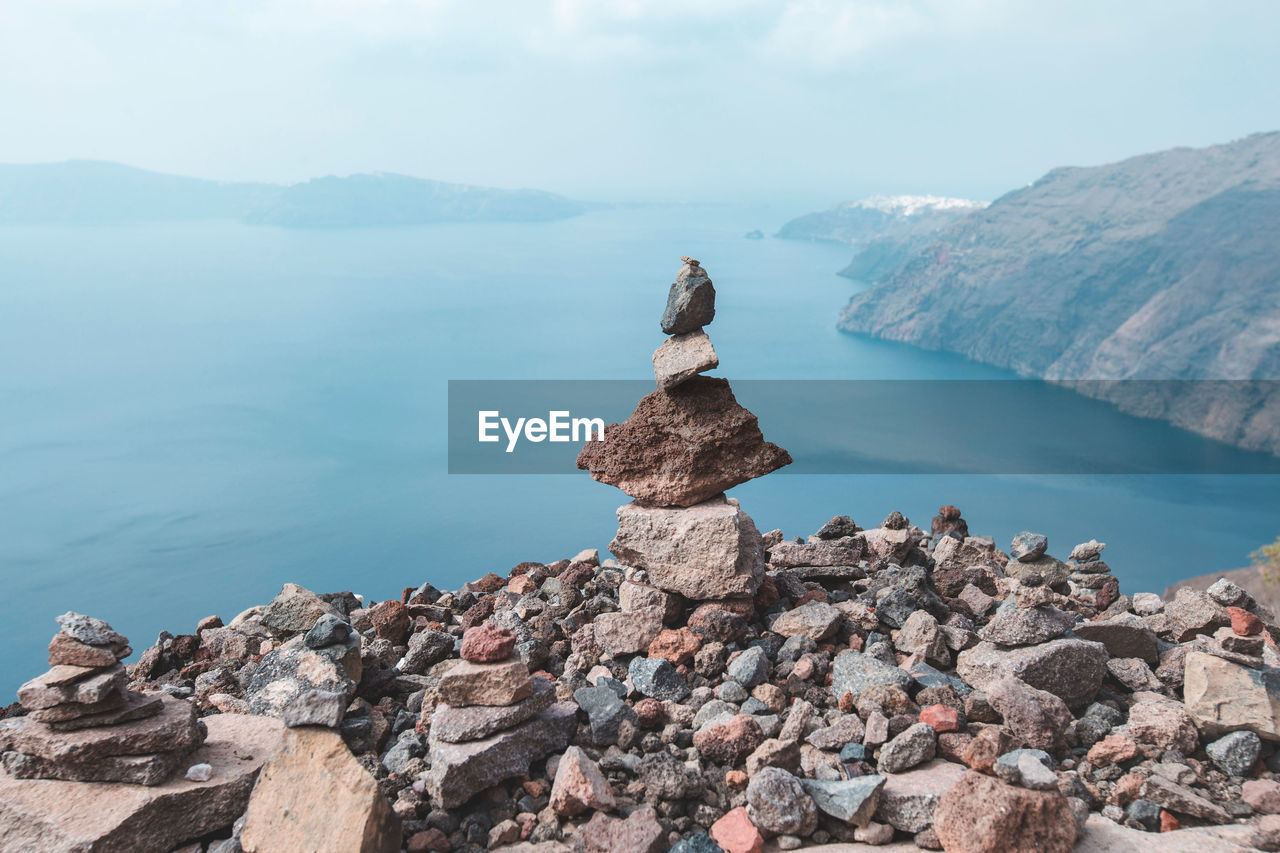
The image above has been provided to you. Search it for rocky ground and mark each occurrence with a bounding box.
[3,509,1279,852]
[5,261,1280,852]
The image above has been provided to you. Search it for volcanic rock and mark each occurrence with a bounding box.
[746,767,818,836]
[241,725,401,853]
[653,330,719,390]
[430,678,555,744]
[576,378,791,507]
[610,495,767,600]
[934,770,1077,853]
[660,261,716,335]
[956,637,1108,706]
[425,702,576,808]
[549,746,615,817]
[0,713,280,853]
[437,658,533,707]
[874,758,966,833]
[1182,650,1280,740]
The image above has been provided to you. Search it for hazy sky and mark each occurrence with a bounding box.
[2,0,1278,205]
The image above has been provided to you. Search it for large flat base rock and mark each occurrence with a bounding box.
[426,702,577,808]
[610,496,766,601]
[431,679,555,743]
[240,725,400,853]
[0,713,281,853]
[0,691,203,768]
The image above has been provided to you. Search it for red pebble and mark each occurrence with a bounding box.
[1228,606,1263,636]
[711,806,763,853]
[920,703,960,733]
[1160,810,1181,832]
[459,623,517,662]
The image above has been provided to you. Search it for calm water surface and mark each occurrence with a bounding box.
[1,204,1276,691]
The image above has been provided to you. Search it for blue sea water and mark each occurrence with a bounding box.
[1,203,1277,692]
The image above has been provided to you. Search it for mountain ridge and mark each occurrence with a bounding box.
[0,160,588,226]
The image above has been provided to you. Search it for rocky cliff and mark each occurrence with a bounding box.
[836,132,1280,455]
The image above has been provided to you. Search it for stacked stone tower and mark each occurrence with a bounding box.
[577,258,791,608]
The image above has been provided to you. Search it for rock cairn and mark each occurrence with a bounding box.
[424,623,576,808]
[1,612,205,785]
[577,257,792,614]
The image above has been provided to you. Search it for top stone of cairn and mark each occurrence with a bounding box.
[660,258,715,335]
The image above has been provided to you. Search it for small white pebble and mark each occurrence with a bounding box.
[185,763,213,782]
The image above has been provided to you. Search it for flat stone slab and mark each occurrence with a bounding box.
[425,702,577,808]
[39,691,163,731]
[873,758,966,833]
[18,665,125,710]
[0,694,202,765]
[430,678,555,743]
[652,330,718,390]
[0,713,281,853]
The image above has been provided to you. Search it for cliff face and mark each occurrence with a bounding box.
[838,132,1280,455]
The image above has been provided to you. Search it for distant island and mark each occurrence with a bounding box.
[0,160,589,227]
[780,133,1280,457]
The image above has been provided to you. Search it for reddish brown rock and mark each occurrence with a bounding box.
[693,714,764,765]
[549,746,616,817]
[578,804,664,853]
[920,704,960,733]
[711,806,763,853]
[460,624,517,663]
[633,698,666,729]
[0,713,280,853]
[648,627,702,666]
[961,726,1020,774]
[985,676,1072,752]
[1086,734,1139,766]
[370,600,410,645]
[934,770,1077,853]
[437,659,532,707]
[1228,606,1263,636]
[575,377,791,507]
[48,632,128,668]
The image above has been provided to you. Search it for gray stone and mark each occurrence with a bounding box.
[574,686,637,745]
[806,714,866,751]
[431,678,555,743]
[1140,774,1231,824]
[1207,578,1255,610]
[770,601,844,641]
[629,656,689,701]
[660,264,715,335]
[282,689,347,728]
[1164,589,1229,642]
[878,723,936,774]
[955,637,1108,707]
[746,767,818,837]
[425,702,576,808]
[1069,540,1106,562]
[801,776,885,827]
[769,538,864,568]
[1206,730,1263,777]
[303,613,351,649]
[895,611,950,668]
[399,629,454,675]
[978,605,1075,647]
[1004,554,1072,587]
[1074,616,1159,665]
[260,583,339,638]
[727,646,770,689]
[874,759,966,833]
[831,650,913,701]
[55,612,128,649]
[246,637,356,719]
[1010,531,1049,561]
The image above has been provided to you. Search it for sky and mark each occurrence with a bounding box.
[1,0,1278,205]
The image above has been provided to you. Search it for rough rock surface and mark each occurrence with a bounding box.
[0,714,280,853]
[934,770,1077,853]
[576,378,791,507]
[653,330,719,390]
[609,496,767,600]
[241,725,401,853]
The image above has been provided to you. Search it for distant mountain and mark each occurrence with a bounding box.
[776,194,986,246]
[835,132,1280,455]
[0,161,587,226]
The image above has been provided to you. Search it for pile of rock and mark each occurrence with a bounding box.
[577,257,791,610]
[2,613,205,785]
[424,623,576,809]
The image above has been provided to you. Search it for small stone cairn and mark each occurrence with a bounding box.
[1,612,204,785]
[423,623,575,808]
[576,258,792,619]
